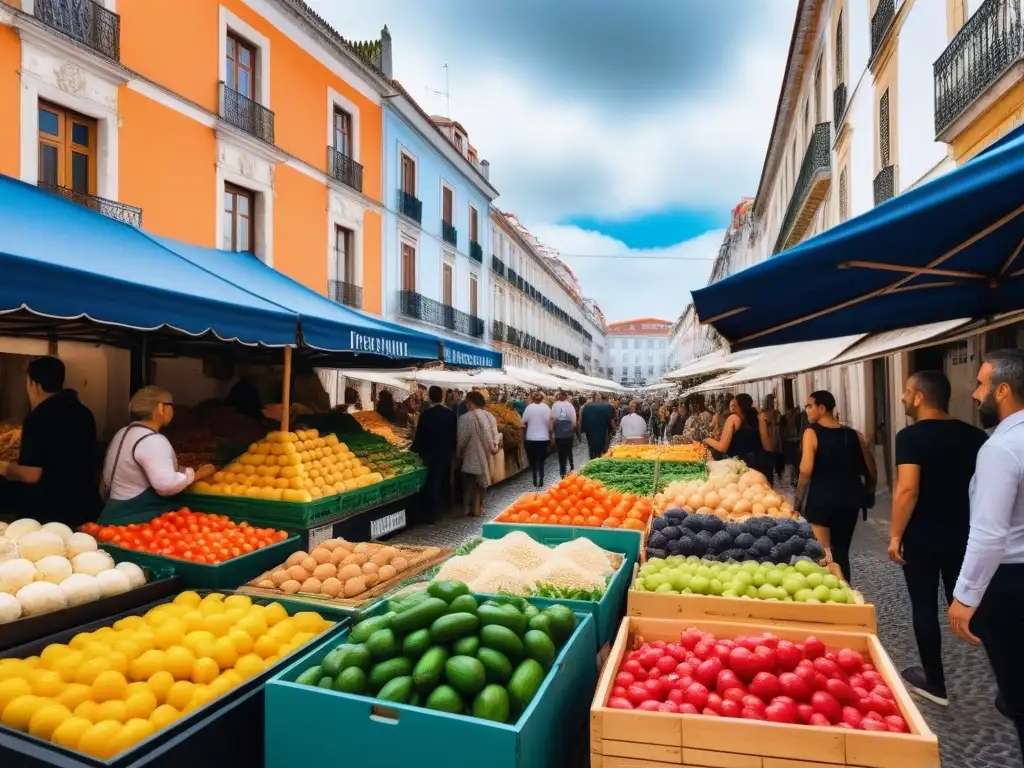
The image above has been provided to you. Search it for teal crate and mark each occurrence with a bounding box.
[101,534,303,589]
[265,609,597,768]
[480,524,637,653]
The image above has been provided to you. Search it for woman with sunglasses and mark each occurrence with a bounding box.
[99,386,215,523]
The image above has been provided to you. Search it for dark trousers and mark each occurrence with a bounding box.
[525,440,549,485]
[555,437,575,476]
[975,563,1024,753]
[901,543,964,688]
[585,432,606,460]
[420,460,451,523]
[826,507,859,584]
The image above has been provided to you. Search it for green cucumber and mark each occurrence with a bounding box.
[429,612,479,643]
[444,655,487,697]
[542,605,576,646]
[412,646,449,692]
[477,604,527,637]
[390,597,450,635]
[476,648,513,685]
[427,580,470,603]
[527,613,553,637]
[523,630,557,670]
[366,628,400,661]
[317,676,334,689]
[378,676,414,703]
[447,594,479,615]
[507,659,545,713]
[452,636,480,656]
[522,604,540,620]
[350,612,395,644]
[339,643,372,672]
[425,685,463,713]
[368,657,413,692]
[295,665,322,686]
[320,647,347,678]
[473,684,511,723]
[387,589,432,615]
[333,666,367,694]
[401,629,432,660]
[479,624,524,659]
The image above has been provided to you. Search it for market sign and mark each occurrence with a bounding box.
[371,510,406,539]
[444,347,495,368]
[349,331,409,358]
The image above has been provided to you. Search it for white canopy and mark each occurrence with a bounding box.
[828,318,971,366]
[336,369,415,389]
[503,365,583,390]
[663,348,765,380]
[695,335,866,389]
[541,366,622,392]
[398,369,523,387]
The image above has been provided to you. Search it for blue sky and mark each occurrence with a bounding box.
[311,0,797,322]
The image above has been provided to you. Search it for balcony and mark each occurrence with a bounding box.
[491,255,506,277]
[34,0,120,61]
[507,267,518,285]
[469,241,483,263]
[773,122,832,255]
[38,182,141,227]
[327,146,363,193]
[873,165,895,206]
[328,279,362,309]
[398,291,483,338]
[492,320,505,342]
[870,0,895,64]
[219,83,275,145]
[833,83,848,132]
[442,220,457,247]
[934,0,1024,141]
[399,190,422,224]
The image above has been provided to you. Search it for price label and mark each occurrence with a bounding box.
[308,523,334,549]
[371,510,407,540]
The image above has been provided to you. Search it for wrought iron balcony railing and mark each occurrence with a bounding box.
[34,0,121,61]
[870,0,895,62]
[833,83,848,131]
[873,165,895,206]
[491,255,506,277]
[469,241,483,263]
[398,291,483,338]
[328,279,362,309]
[507,267,518,285]
[934,0,1024,137]
[442,220,457,247]
[219,83,275,144]
[38,182,141,228]
[399,191,422,224]
[773,122,832,254]
[327,146,363,193]
[492,320,505,342]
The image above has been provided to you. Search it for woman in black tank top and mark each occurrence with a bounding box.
[703,394,773,480]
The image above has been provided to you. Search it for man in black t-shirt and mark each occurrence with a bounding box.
[890,370,988,706]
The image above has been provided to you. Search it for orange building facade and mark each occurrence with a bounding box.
[0,0,390,314]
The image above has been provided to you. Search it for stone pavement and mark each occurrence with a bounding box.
[392,449,1022,767]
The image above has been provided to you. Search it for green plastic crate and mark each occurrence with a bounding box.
[100,534,303,590]
[264,608,597,768]
[178,492,342,529]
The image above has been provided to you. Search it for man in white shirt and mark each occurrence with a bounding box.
[550,391,578,477]
[949,349,1024,751]
[521,392,553,487]
[619,400,648,442]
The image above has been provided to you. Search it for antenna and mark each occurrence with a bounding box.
[425,63,450,117]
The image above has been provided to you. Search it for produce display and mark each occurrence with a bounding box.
[493,474,651,530]
[655,467,796,521]
[487,403,523,451]
[0,520,147,624]
[604,627,911,734]
[81,511,289,565]
[189,429,384,502]
[0,424,21,462]
[350,411,407,447]
[605,444,706,462]
[246,539,444,600]
[433,532,620,601]
[634,557,854,603]
[293,580,578,724]
[581,458,706,495]
[646,509,823,563]
[345,434,422,478]
[0,591,334,758]
[163,404,268,470]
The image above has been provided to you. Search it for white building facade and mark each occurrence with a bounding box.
[607,319,672,388]
[582,298,609,378]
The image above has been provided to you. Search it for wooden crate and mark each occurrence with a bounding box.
[590,617,939,768]
[627,590,877,633]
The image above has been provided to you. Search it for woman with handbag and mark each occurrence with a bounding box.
[456,391,501,517]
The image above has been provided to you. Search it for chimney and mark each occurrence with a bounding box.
[480,159,490,180]
[380,25,393,77]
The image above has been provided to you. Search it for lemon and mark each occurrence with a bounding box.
[191,658,219,686]
[293,612,324,634]
[40,644,73,669]
[209,637,238,670]
[113,615,146,633]
[217,669,242,688]
[146,670,175,704]
[207,675,234,698]
[154,620,186,651]
[96,699,128,723]
[144,609,171,628]
[0,661,30,683]
[252,635,279,660]
[198,601,224,618]
[183,630,216,659]
[163,603,191,619]
[132,630,157,655]
[74,657,111,686]
[164,647,195,681]
[77,720,123,758]
[1,695,45,731]
[203,592,225,603]
[234,654,264,681]
[291,632,315,648]
[125,689,158,721]
[149,704,180,731]
[125,681,150,698]
[265,655,282,666]
[112,637,142,660]
[28,703,72,740]
[223,595,252,611]
[228,629,254,655]
[0,679,33,713]
[224,608,247,625]
[129,650,166,682]
[262,602,288,627]
[105,650,129,676]
[68,632,93,651]
[268,619,297,643]
[73,700,100,722]
[202,612,232,637]
[91,670,128,703]
[80,643,110,662]
[55,683,92,711]
[180,610,205,633]
[51,715,93,750]
[182,685,215,714]
[111,717,155,755]
[235,613,267,640]
[92,627,117,643]
[165,681,195,711]
[173,591,202,609]
[23,657,40,669]
[50,651,85,684]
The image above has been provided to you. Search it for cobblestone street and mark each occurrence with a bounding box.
[393,450,1022,767]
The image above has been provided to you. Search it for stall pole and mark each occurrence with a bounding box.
[281,346,293,434]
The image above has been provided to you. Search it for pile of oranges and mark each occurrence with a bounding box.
[495,474,651,530]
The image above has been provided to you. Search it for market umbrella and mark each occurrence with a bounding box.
[691,126,1024,350]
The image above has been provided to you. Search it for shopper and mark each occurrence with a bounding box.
[762,394,784,483]
[620,400,648,441]
[521,391,553,487]
[100,386,215,523]
[888,371,987,706]
[667,401,687,441]
[652,405,669,443]
[794,390,876,583]
[682,394,713,444]
[550,391,577,477]
[455,389,468,418]
[949,350,1024,748]
[0,356,102,528]
[456,391,500,517]
[703,393,770,471]
[412,385,457,523]
[580,392,616,460]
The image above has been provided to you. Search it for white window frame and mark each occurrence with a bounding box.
[398,144,418,197]
[219,179,271,263]
[399,231,419,293]
[326,210,363,289]
[326,87,360,162]
[468,269,480,318]
[219,6,271,107]
[441,254,456,307]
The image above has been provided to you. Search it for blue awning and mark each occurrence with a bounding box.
[0,175,298,346]
[691,128,1024,350]
[441,338,502,369]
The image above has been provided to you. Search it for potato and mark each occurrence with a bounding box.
[361,562,379,576]
[377,546,399,562]
[321,577,342,598]
[377,564,396,582]
[349,553,369,566]
[311,548,332,565]
[280,580,301,594]
[321,539,344,551]
[353,542,375,554]
[312,563,336,581]
[270,569,290,587]
[257,580,275,589]
[422,547,442,559]
[390,557,408,573]
[363,571,380,588]
[287,565,309,582]
[337,564,362,581]
[343,576,366,598]
[329,548,349,566]
[299,578,322,594]
[285,551,308,568]
[369,553,391,568]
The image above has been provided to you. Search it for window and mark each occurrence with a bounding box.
[469,206,479,243]
[223,184,254,252]
[621,367,628,377]
[333,108,352,157]
[648,366,654,376]
[442,262,453,306]
[879,89,891,167]
[835,12,844,84]
[38,102,96,194]
[401,153,416,195]
[442,185,454,225]
[648,352,653,362]
[226,33,256,98]
[659,340,666,348]
[335,226,354,283]
[814,57,823,123]
[454,133,464,153]
[634,339,641,349]
[401,243,416,291]
[634,366,642,376]
[647,339,654,348]
[634,353,641,363]
[469,274,479,317]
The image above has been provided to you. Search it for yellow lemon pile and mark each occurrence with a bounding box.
[0,591,333,759]
[191,429,384,503]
